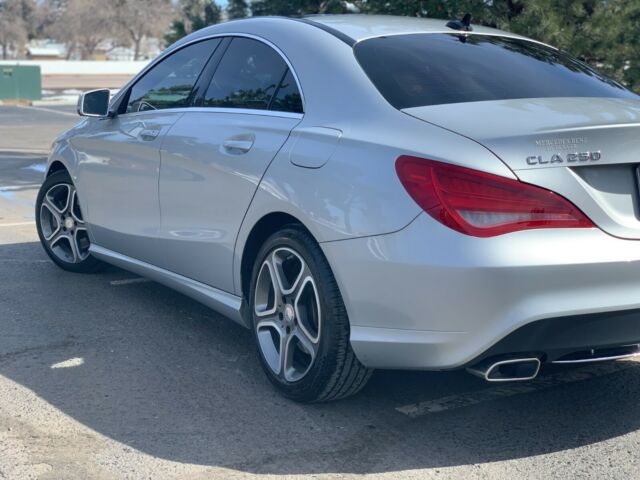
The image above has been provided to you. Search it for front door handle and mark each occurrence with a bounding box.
[222,136,254,155]
[140,128,160,141]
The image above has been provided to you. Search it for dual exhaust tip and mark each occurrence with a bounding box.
[467,357,541,382]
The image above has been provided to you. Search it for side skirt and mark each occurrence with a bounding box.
[90,245,249,329]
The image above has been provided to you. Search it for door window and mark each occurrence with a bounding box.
[203,37,303,113]
[125,38,221,113]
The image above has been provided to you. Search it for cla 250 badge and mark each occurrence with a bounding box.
[526,151,601,166]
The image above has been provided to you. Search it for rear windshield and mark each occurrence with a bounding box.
[354,33,639,109]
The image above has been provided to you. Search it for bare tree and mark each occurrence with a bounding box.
[113,0,172,60]
[46,0,113,59]
[0,0,28,59]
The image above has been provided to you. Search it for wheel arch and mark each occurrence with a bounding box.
[46,160,69,177]
[238,211,315,301]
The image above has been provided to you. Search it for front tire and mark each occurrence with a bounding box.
[249,225,372,402]
[36,170,104,273]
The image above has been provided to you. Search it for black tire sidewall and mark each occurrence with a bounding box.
[249,226,346,402]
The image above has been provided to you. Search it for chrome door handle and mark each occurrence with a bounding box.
[140,128,160,141]
[222,138,254,154]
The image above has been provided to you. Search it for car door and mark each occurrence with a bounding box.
[158,36,304,292]
[75,38,222,264]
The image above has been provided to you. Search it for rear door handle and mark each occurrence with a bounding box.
[222,137,254,154]
[140,128,160,141]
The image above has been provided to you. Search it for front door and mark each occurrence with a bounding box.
[75,38,222,264]
[74,112,179,264]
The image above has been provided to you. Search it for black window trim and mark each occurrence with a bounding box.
[267,68,291,111]
[111,33,305,118]
[190,37,232,108]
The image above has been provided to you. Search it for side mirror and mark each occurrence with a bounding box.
[77,89,111,117]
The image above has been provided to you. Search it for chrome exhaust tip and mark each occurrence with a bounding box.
[467,357,541,382]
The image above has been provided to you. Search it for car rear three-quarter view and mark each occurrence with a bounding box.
[36,14,640,402]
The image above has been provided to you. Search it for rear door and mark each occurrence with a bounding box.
[158,36,304,292]
[76,38,222,263]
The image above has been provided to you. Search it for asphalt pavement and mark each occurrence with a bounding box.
[1,105,640,479]
[0,104,78,153]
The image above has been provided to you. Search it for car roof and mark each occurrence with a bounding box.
[304,14,532,44]
[184,15,548,51]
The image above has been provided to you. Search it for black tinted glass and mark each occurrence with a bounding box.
[355,34,639,109]
[203,37,288,110]
[126,39,220,113]
[270,69,303,113]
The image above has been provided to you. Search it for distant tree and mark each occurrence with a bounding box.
[47,0,115,59]
[251,0,350,16]
[165,0,221,45]
[227,0,249,19]
[113,0,172,60]
[0,0,35,59]
[33,0,59,39]
[587,0,640,92]
[361,0,515,24]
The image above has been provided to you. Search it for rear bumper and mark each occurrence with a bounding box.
[321,213,640,370]
[470,308,640,364]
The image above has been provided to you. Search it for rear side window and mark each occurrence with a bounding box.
[355,33,639,109]
[126,38,220,113]
[203,37,303,113]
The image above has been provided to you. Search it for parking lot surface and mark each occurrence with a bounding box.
[1,105,640,479]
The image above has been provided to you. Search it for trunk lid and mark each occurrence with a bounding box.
[404,97,640,239]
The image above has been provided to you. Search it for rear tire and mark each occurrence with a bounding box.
[249,225,372,402]
[36,170,104,273]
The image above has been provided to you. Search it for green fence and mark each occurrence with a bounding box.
[0,65,42,101]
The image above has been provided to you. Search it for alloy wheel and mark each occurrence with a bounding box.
[39,183,90,264]
[254,247,321,383]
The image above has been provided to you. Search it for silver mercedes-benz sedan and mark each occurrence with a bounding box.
[36,14,640,402]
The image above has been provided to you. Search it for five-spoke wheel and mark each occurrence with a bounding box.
[39,182,90,264]
[250,225,372,402]
[255,247,321,382]
[36,170,104,273]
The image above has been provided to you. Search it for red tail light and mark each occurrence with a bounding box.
[395,156,594,237]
